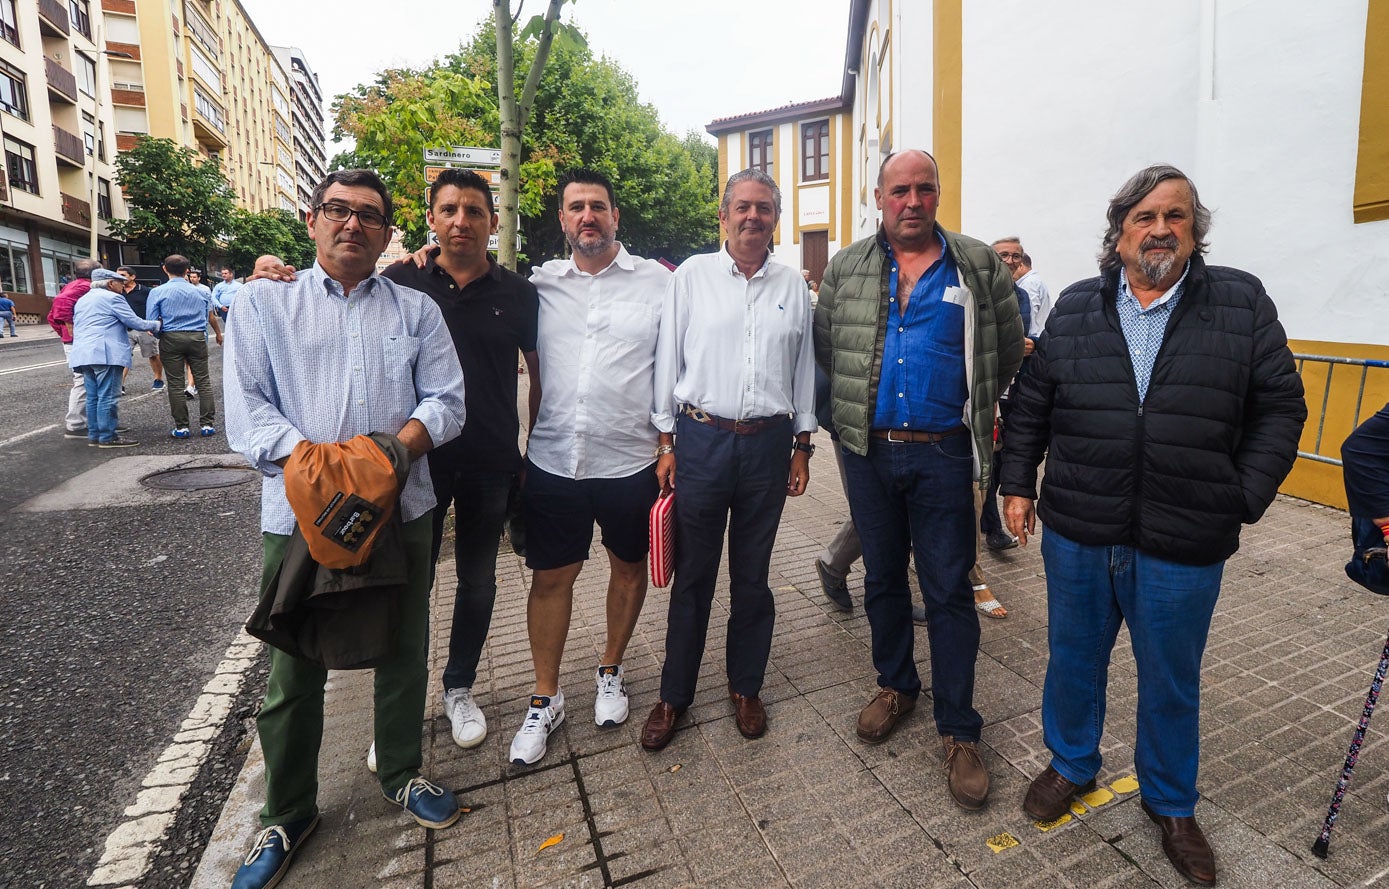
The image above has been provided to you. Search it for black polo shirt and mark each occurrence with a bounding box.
[382,255,539,473]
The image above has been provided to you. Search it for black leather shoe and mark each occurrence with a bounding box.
[1142,800,1216,886]
[815,559,852,611]
[1022,765,1096,821]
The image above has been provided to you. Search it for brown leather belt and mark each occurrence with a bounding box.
[870,426,968,444]
[682,405,786,435]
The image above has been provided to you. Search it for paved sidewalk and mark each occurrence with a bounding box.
[193,447,1389,888]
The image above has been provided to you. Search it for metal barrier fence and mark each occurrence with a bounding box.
[1294,353,1389,466]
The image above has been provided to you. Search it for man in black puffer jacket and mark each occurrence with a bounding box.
[1000,165,1306,887]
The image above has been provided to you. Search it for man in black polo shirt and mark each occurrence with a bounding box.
[118,265,165,391]
[381,168,540,752]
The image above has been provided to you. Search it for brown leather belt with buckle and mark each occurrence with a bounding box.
[869,426,968,444]
[682,405,785,435]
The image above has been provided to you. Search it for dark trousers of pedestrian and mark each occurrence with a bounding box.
[1039,528,1223,816]
[979,398,1012,538]
[1343,402,1389,518]
[255,515,432,827]
[842,433,983,741]
[160,330,214,428]
[429,464,512,692]
[78,364,123,443]
[818,436,862,578]
[659,414,791,709]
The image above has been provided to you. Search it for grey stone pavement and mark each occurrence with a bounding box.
[192,443,1389,889]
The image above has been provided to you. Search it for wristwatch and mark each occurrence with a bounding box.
[792,441,816,455]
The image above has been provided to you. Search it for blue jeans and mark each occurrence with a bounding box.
[659,414,791,708]
[79,365,123,443]
[428,466,513,691]
[842,434,981,740]
[1040,529,1224,817]
[0,311,14,335]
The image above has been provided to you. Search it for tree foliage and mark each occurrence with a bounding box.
[223,208,316,275]
[332,14,719,267]
[109,136,236,263]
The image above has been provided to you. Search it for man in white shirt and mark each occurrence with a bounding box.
[992,237,1051,343]
[641,168,817,751]
[507,168,672,766]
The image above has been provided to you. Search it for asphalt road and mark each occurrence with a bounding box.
[0,327,268,888]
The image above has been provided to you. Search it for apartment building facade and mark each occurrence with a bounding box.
[271,44,326,217]
[0,0,126,314]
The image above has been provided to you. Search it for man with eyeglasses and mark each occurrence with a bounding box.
[223,169,468,889]
[992,237,1051,350]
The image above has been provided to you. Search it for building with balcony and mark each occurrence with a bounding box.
[271,44,326,218]
[102,0,297,222]
[0,0,128,316]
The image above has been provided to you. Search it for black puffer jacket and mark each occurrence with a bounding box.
[1000,256,1307,565]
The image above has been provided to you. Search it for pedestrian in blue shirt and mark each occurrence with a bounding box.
[147,254,223,437]
[68,269,160,447]
[0,292,15,336]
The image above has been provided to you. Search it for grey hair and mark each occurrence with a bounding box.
[991,236,1022,248]
[74,258,100,279]
[1099,164,1211,271]
[720,168,781,218]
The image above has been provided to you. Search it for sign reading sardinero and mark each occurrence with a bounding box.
[424,146,502,166]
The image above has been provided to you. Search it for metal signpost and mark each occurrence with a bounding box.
[424,145,504,250]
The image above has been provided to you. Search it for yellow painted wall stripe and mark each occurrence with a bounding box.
[1354,2,1389,223]
[933,0,963,231]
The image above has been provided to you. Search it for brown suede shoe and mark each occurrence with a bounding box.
[942,735,990,810]
[1023,765,1097,822]
[729,691,767,739]
[856,688,916,743]
[640,701,683,751]
[1141,800,1216,886]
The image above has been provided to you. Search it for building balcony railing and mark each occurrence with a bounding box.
[38,0,69,37]
[45,57,78,104]
[111,86,145,107]
[61,191,92,227]
[183,1,219,60]
[53,125,85,166]
[101,0,137,14]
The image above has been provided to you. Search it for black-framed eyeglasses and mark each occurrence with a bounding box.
[315,202,389,230]
[996,251,1022,261]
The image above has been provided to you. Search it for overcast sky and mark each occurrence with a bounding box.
[235,0,851,148]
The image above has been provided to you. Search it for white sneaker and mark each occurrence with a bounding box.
[366,741,377,773]
[508,691,565,765]
[443,687,487,748]
[594,664,629,727]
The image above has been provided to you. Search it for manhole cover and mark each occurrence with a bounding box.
[141,466,258,491]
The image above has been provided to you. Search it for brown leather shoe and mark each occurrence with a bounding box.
[856,688,916,743]
[729,691,767,739]
[640,701,683,751]
[1141,800,1216,886]
[942,735,990,810]
[1023,765,1097,822]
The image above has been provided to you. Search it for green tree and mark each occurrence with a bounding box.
[332,15,719,267]
[223,208,316,275]
[109,136,236,263]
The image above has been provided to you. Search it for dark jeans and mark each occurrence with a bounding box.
[160,330,214,428]
[842,434,982,740]
[78,364,123,443]
[659,414,791,708]
[429,465,512,691]
[1343,402,1389,518]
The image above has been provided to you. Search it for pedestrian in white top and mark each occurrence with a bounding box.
[507,168,672,767]
[640,168,817,752]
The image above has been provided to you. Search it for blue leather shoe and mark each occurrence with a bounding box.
[386,776,461,829]
[231,814,318,889]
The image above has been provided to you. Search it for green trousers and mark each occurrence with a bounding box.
[256,515,432,827]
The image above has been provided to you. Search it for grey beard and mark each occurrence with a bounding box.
[570,233,615,257]
[1138,252,1177,285]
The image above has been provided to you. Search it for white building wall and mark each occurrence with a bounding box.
[956,0,1385,345]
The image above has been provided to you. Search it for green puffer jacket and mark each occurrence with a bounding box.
[813,225,1025,490]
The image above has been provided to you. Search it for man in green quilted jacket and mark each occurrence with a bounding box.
[813,149,1024,810]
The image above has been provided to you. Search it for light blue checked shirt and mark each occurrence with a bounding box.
[224,263,467,534]
[1116,263,1190,402]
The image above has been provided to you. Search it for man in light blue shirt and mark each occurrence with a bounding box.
[147,255,222,437]
[211,266,242,320]
[224,169,467,889]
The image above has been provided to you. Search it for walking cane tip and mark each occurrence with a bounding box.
[1311,838,1330,859]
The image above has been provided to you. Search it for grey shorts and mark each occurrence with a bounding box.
[130,329,159,358]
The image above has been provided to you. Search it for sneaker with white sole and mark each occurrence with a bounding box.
[443,687,487,748]
[594,664,629,727]
[366,741,377,773]
[508,691,565,765]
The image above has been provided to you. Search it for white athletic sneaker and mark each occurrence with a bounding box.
[508,691,565,766]
[593,664,629,727]
[366,741,377,773]
[443,687,487,748]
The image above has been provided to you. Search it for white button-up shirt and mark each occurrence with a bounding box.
[526,244,671,480]
[1017,269,1052,337]
[652,245,817,435]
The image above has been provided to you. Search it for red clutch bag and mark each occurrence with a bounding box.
[649,491,675,588]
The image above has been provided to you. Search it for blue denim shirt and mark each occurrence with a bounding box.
[874,233,967,431]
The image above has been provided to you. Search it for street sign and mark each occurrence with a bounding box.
[424,166,502,186]
[423,146,502,166]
